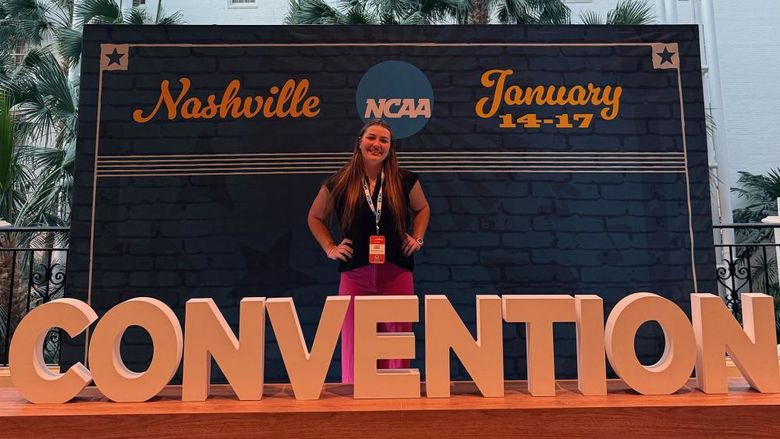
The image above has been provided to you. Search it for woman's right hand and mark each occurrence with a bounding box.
[326,239,353,261]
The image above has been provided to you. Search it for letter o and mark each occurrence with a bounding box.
[605,293,696,395]
[88,298,182,402]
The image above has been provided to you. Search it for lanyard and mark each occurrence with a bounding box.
[362,170,384,235]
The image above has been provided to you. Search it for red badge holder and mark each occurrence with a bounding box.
[369,235,386,264]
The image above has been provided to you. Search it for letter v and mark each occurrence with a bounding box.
[267,296,350,400]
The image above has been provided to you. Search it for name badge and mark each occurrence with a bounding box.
[369,235,385,264]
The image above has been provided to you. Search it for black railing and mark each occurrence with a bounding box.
[714,223,780,322]
[0,227,69,366]
[0,224,777,367]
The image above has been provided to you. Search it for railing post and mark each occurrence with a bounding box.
[3,250,17,365]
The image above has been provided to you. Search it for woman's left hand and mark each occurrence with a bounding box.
[402,233,422,256]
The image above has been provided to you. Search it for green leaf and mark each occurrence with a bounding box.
[606,0,654,25]
[76,0,122,25]
[579,10,604,25]
[156,10,185,25]
[124,7,150,25]
[55,27,84,66]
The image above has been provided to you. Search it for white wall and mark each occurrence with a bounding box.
[141,0,287,25]
[712,0,780,195]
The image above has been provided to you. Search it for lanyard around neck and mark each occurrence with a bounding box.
[362,170,384,235]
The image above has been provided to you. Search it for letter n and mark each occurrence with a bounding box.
[182,297,266,401]
[425,295,503,397]
[691,293,780,393]
[364,99,386,118]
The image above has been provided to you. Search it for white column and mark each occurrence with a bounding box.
[692,0,704,54]
[664,0,678,23]
[149,0,163,23]
[700,0,734,241]
[656,0,667,23]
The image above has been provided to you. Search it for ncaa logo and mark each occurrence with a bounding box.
[356,61,434,139]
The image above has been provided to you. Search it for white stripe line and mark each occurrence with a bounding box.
[97,156,686,165]
[97,167,686,176]
[96,151,685,160]
[97,160,686,169]
[97,169,687,178]
[96,164,686,173]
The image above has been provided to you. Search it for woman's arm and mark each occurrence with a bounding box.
[307,186,352,261]
[402,181,430,256]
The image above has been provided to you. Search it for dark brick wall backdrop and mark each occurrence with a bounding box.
[64,25,714,383]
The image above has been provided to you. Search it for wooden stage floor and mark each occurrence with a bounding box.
[1,378,778,438]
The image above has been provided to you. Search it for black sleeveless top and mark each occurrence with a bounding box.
[326,170,419,272]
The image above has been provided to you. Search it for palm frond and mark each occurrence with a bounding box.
[155,10,185,25]
[493,0,570,25]
[369,0,407,17]
[76,0,122,25]
[13,144,71,226]
[605,0,654,25]
[732,168,780,246]
[3,0,60,45]
[286,0,345,24]
[495,0,529,25]
[344,3,378,24]
[732,170,780,205]
[579,10,604,25]
[531,0,570,24]
[748,252,778,293]
[123,7,149,24]
[397,10,426,24]
[416,0,468,23]
[54,27,83,66]
[14,52,75,147]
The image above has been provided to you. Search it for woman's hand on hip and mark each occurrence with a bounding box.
[326,239,353,262]
[402,233,422,256]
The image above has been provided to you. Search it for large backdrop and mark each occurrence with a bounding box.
[64,25,714,382]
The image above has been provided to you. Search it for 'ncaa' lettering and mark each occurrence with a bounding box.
[364,98,431,119]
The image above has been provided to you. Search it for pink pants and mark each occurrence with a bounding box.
[338,263,414,384]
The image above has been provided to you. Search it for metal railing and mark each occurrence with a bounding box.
[0,224,778,367]
[0,227,69,366]
[714,223,780,321]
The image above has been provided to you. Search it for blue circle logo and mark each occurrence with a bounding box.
[356,61,434,139]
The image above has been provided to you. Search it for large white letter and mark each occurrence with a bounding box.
[354,296,419,399]
[691,292,780,393]
[425,295,503,398]
[605,293,696,395]
[182,297,266,401]
[267,296,349,400]
[10,299,97,403]
[502,295,576,396]
[574,295,607,395]
[88,297,182,402]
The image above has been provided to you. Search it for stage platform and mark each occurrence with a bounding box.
[1,378,778,438]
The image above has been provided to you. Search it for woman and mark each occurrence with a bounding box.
[307,119,430,384]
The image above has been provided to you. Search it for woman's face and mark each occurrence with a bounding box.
[358,125,392,166]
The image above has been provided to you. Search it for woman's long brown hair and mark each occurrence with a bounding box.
[329,120,408,239]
